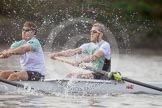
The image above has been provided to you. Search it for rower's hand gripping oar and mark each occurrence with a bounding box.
[0,53,4,58]
[55,57,162,92]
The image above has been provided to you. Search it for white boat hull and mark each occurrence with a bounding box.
[0,79,162,95]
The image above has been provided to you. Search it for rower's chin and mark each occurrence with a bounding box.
[90,40,97,43]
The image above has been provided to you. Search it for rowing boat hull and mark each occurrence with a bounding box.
[0,79,162,95]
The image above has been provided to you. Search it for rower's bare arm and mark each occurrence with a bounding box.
[8,45,33,55]
[0,50,8,58]
[0,48,17,58]
[50,48,82,59]
[93,50,104,58]
[78,50,104,63]
[63,48,82,56]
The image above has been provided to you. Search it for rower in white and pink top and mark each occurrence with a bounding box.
[49,23,111,80]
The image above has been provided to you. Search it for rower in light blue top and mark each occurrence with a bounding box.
[0,21,45,81]
[11,37,45,76]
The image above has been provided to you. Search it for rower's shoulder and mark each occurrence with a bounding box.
[101,40,110,48]
[10,40,25,48]
[27,37,41,46]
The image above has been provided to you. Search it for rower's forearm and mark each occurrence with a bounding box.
[10,47,27,55]
[59,49,80,57]
[79,55,97,63]
[58,49,72,57]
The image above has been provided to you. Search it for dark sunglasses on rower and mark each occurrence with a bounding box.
[90,30,100,34]
[22,29,33,32]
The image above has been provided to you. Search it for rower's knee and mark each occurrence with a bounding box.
[7,73,18,81]
[77,73,94,79]
[66,73,73,78]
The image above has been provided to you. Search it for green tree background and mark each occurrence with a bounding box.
[0,0,162,49]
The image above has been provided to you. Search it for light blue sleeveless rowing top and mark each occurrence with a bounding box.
[10,36,45,76]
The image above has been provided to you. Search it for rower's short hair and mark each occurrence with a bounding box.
[92,23,106,35]
[23,21,37,35]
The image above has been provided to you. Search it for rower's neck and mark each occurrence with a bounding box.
[94,39,102,44]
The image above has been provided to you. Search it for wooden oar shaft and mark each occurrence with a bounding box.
[123,77,162,92]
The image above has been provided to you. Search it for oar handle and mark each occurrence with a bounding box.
[54,57,74,65]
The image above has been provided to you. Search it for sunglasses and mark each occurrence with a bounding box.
[90,30,101,34]
[22,29,33,32]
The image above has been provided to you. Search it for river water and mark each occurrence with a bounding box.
[0,49,162,108]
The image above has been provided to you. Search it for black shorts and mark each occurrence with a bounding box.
[26,71,44,81]
[92,73,108,80]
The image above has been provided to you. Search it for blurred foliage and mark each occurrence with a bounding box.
[113,0,162,19]
[0,0,162,49]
